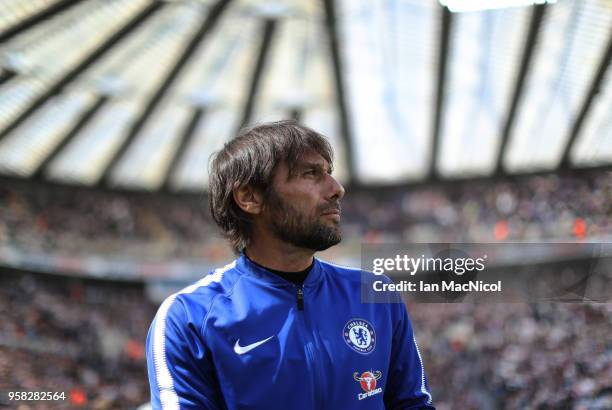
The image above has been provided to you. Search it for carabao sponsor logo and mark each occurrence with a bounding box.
[353,370,383,400]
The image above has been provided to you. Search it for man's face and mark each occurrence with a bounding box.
[263,151,345,251]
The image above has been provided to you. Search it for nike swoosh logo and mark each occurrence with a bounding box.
[234,336,274,355]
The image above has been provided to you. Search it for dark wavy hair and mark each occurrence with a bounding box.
[208,120,334,253]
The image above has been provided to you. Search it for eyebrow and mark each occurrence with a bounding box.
[289,161,333,178]
[299,162,332,173]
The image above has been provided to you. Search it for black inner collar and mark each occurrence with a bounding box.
[245,253,313,287]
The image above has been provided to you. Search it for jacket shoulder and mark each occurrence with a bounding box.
[318,258,384,282]
[318,258,365,282]
[318,258,399,304]
[155,260,242,329]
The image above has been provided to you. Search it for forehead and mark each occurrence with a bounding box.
[275,151,330,180]
[294,151,330,168]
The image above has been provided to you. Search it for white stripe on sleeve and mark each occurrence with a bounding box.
[152,261,235,409]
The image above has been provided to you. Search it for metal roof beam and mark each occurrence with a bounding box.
[32,95,108,180]
[494,4,547,176]
[290,108,302,122]
[322,0,355,184]
[0,0,86,43]
[237,18,277,129]
[559,29,612,170]
[161,107,206,191]
[428,5,453,181]
[0,1,164,144]
[0,69,16,87]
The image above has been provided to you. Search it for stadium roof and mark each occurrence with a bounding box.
[0,0,610,192]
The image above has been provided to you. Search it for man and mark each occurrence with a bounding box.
[146,120,434,409]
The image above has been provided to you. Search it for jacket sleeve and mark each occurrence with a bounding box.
[384,300,435,410]
[146,296,225,410]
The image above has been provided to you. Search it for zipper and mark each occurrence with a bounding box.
[296,286,304,310]
[294,284,325,408]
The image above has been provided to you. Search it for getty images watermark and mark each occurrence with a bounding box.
[361,243,612,303]
[371,253,497,293]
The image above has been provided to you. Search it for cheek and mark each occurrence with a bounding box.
[290,199,318,222]
[293,201,316,218]
[274,184,321,217]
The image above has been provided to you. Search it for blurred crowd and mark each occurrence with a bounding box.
[411,301,612,410]
[342,171,611,243]
[0,270,156,409]
[0,171,610,263]
[0,181,230,262]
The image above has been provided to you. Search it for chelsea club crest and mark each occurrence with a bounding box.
[343,319,376,354]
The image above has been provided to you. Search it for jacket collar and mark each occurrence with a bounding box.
[237,253,324,288]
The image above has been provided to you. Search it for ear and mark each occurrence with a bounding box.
[232,184,263,215]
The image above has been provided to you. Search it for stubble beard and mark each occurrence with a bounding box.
[265,189,341,252]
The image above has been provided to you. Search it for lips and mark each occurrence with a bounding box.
[321,207,341,216]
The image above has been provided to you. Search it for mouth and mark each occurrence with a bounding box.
[320,207,341,220]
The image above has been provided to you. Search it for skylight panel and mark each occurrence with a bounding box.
[48,2,203,186]
[340,0,438,183]
[0,0,53,34]
[47,98,142,184]
[0,0,147,131]
[438,6,529,177]
[0,89,95,176]
[171,109,240,191]
[168,9,261,191]
[571,64,612,166]
[504,0,612,171]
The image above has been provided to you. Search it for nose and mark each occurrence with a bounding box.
[327,174,345,201]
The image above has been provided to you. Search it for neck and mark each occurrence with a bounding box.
[245,229,314,272]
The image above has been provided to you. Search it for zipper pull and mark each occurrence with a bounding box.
[296,287,304,311]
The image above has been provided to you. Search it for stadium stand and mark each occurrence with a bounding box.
[0,268,155,409]
[1,170,610,264]
[409,302,612,409]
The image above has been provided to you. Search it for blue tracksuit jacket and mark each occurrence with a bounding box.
[146,254,434,409]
